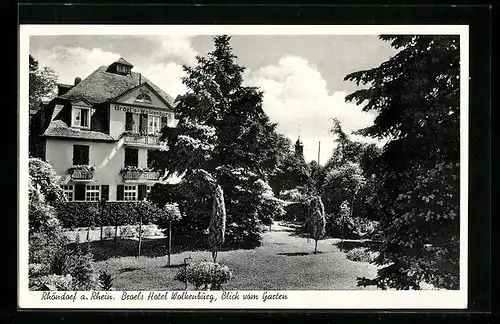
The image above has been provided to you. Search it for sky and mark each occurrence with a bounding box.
[30,34,398,164]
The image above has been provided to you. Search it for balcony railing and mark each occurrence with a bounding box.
[69,168,95,180]
[121,170,162,181]
[121,132,167,147]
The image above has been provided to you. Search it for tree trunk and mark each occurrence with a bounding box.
[167,220,172,266]
[137,214,143,258]
[314,239,318,254]
[212,250,217,263]
[86,217,91,253]
[114,222,118,251]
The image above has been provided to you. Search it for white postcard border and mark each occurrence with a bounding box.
[18,24,469,309]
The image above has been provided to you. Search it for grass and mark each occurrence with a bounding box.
[90,222,380,290]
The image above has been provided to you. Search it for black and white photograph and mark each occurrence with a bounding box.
[19,25,468,309]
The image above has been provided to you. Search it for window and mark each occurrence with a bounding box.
[72,107,90,128]
[124,148,139,167]
[135,93,152,104]
[61,185,74,201]
[124,185,137,201]
[146,185,152,199]
[73,145,89,165]
[85,185,100,201]
[148,115,161,134]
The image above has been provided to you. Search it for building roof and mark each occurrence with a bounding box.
[58,65,175,107]
[115,57,134,67]
[43,120,115,141]
[41,59,176,142]
[42,104,115,141]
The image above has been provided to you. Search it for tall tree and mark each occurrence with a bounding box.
[345,35,460,289]
[157,35,285,247]
[29,55,57,111]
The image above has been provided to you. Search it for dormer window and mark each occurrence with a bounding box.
[135,93,152,104]
[116,64,131,75]
[106,58,134,75]
[72,106,90,129]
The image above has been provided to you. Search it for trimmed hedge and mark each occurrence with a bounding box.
[55,201,160,229]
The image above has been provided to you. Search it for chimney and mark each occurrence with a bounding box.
[139,73,142,85]
[74,77,82,85]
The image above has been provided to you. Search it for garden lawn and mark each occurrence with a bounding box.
[93,222,380,290]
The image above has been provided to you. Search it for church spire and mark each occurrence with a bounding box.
[295,136,304,159]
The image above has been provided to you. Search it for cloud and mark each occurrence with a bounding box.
[134,62,187,98]
[35,46,121,84]
[245,55,379,164]
[148,35,198,66]
[33,45,187,99]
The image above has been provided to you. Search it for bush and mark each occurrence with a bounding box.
[98,270,114,291]
[174,261,232,290]
[55,201,160,228]
[62,251,100,290]
[120,225,138,238]
[103,226,115,239]
[29,231,69,276]
[139,225,163,237]
[30,274,74,291]
[325,214,379,239]
[346,247,379,263]
[283,202,308,222]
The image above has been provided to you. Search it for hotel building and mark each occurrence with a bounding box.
[31,58,177,202]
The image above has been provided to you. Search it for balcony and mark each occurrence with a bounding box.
[69,165,95,181]
[120,168,162,182]
[121,132,167,149]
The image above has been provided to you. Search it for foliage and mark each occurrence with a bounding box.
[283,202,309,222]
[308,196,326,253]
[208,184,226,263]
[270,151,311,195]
[119,166,155,174]
[346,247,379,263]
[29,55,57,111]
[62,250,100,291]
[29,179,60,233]
[103,227,114,239]
[99,270,114,291]
[29,158,65,205]
[174,261,232,290]
[345,35,460,290]
[152,35,287,248]
[55,201,160,228]
[326,118,365,169]
[68,165,96,173]
[325,213,379,239]
[30,274,74,291]
[120,225,138,238]
[321,162,366,216]
[29,231,69,276]
[305,161,328,196]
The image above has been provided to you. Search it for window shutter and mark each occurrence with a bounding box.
[125,112,133,131]
[138,185,147,201]
[124,148,130,166]
[72,145,78,165]
[140,114,148,134]
[101,185,109,201]
[83,146,89,165]
[74,184,86,201]
[117,185,124,201]
[132,149,138,167]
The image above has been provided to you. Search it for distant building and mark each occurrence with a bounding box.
[294,136,304,159]
[31,58,177,202]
